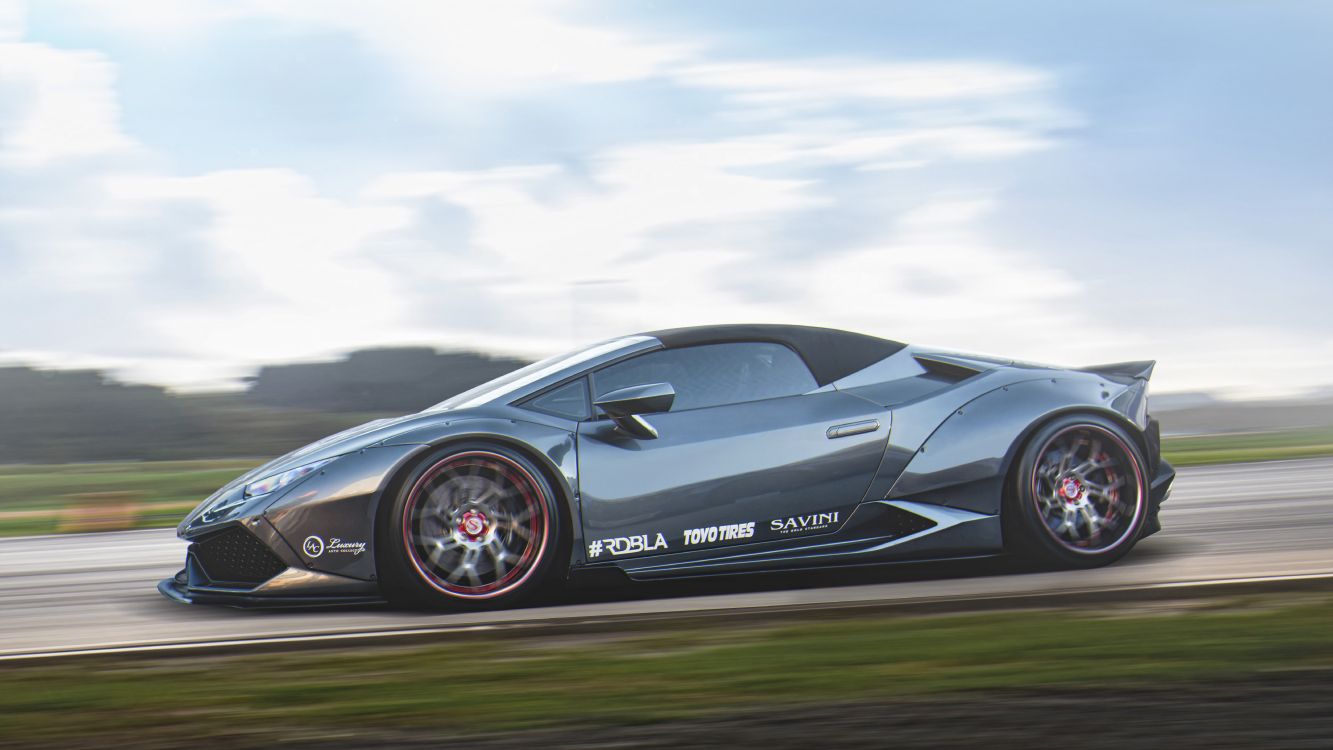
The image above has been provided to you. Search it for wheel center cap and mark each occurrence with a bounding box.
[1060,477,1085,503]
[459,510,489,540]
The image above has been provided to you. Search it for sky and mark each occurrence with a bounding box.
[0,0,1330,397]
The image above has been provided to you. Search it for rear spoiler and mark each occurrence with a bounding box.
[1077,360,1156,381]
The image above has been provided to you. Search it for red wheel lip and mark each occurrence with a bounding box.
[1029,424,1146,555]
[401,450,552,600]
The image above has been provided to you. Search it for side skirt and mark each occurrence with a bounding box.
[593,501,1000,582]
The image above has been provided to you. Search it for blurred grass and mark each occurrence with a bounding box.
[2,428,1333,536]
[1163,427,1333,466]
[1,596,1330,746]
[0,459,257,510]
[0,459,257,537]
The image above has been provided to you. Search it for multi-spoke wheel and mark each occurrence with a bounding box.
[1006,415,1148,568]
[379,445,560,609]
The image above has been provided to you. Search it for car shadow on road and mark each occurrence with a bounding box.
[219,536,1196,617]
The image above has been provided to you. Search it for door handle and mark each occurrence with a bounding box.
[826,419,880,439]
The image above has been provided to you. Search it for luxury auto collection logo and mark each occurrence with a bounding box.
[302,535,367,558]
[326,538,368,555]
[302,535,325,557]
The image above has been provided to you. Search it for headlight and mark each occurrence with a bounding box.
[244,458,336,499]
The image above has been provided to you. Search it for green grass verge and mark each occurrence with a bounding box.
[1,596,1331,746]
[0,459,258,537]
[0,458,258,511]
[1163,427,1333,467]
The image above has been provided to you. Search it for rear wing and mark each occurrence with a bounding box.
[1077,360,1156,381]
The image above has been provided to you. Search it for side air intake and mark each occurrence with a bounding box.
[879,504,939,538]
[913,354,985,382]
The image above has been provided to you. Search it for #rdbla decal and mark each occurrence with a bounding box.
[770,512,839,535]
[588,532,669,559]
[683,522,755,546]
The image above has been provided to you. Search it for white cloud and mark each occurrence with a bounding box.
[0,30,414,370]
[819,126,1055,164]
[3,0,1330,399]
[676,59,1051,108]
[804,196,1136,357]
[49,0,696,92]
[0,0,22,41]
[0,5,1098,388]
[0,41,134,164]
[34,0,239,37]
[367,138,822,286]
[1147,329,1333,399]
[107,169,414,361]
[311,0,694,90]
[357,148,1093,356]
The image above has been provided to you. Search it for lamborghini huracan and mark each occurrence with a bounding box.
[160,324,1174,609]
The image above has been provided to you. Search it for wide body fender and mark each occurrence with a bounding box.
[378,416,580,563]
[880,374,1151,519]
[264,416,578,582]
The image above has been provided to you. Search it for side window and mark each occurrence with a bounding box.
[524,378,591,420]
[593,342,817,412]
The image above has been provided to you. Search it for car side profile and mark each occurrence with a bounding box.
[160,324,1174,609]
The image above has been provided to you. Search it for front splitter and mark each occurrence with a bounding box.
[157,575,385,609]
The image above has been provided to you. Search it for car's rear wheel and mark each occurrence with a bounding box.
[379,444,561,609]
[1005,414,1148,568]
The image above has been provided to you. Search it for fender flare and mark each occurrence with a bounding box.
[885,377,1148,515]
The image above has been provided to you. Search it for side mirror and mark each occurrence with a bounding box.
[594,382,675,439]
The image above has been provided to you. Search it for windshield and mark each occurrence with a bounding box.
[426,336,653,411]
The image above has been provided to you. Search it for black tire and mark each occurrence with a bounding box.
[1004,413,1149,569]
[377,442,564,610]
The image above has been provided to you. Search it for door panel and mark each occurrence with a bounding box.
[576,390,889,562]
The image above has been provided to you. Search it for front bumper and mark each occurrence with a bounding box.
[162,444,425,607]
[158,522,383,608]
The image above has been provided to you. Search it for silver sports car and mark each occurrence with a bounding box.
[161,324,1173,609]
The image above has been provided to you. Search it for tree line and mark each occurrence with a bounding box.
[0,348,529,464]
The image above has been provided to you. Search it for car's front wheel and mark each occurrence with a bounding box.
[378,444,561,609]
[1005,414,1149,568]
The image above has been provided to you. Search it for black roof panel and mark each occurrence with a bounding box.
[642,324,906,386]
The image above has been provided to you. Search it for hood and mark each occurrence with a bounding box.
[220,410,468,497]
[179,409,472,535]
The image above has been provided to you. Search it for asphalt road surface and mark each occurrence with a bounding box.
[2,459,1331,658]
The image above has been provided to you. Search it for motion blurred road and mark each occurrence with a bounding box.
[2,459,1331,657]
